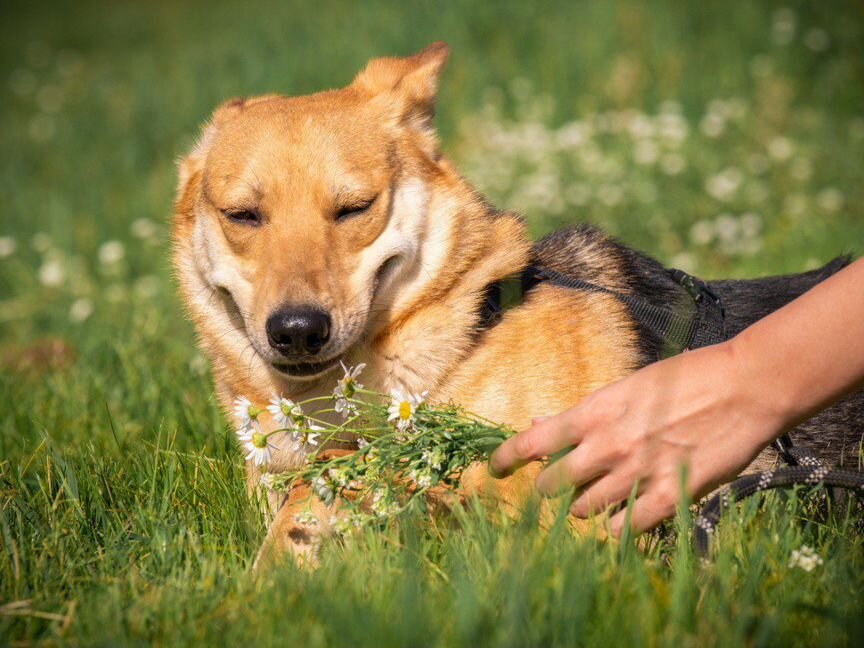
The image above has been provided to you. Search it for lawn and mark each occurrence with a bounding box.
[2,0,864,645]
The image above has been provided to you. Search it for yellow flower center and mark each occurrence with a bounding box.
[399,401,412,420]
[248,405,261,420]
[281,402,291,416]
[252,432,267,448]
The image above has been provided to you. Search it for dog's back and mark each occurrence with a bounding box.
[531,224,861,468]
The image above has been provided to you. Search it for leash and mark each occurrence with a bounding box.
[482,262,863,557]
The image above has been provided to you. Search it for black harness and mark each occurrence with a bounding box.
[480,265,728,356]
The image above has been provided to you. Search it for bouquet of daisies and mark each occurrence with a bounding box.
[231,363,513,530]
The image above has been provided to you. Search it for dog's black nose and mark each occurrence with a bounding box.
[266,306,331,356]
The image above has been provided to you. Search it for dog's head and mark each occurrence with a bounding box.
[174,43,455,386]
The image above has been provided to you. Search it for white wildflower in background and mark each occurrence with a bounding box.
[388,389,427,432]
[98,240,125,266]
[804,28,830,52]
[188,354,208,376]
[816,188,844,212]
[38,258,65,287]
[233,396,262,433]
[669,252,697,274]
[771,8,797,46]
[69,297,94,323]
[131,218,158,240]
[660,153,686,176]
[267,395,302,429]
[134,275,160,299]
[656,111,688,145]
[767,136,793,161]
[789,545,823,572]
[700,112,726,138]
[333,362,365,418]
[633,140,659,165]
[690,220,715,245]
[705,167,743,202]
[0,236,17,258]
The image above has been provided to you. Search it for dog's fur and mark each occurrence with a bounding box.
[172,43,862,562]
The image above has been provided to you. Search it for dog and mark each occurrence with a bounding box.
[172,43,862,563]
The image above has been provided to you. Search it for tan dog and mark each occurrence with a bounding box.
[172,43,637,560]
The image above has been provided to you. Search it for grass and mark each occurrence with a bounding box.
[1,0,864,644]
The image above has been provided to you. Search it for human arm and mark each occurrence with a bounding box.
[488,258,864,535]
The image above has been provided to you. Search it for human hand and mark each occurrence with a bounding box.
[488,341,784,536]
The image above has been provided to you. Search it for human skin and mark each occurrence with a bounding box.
[489,258,864,536]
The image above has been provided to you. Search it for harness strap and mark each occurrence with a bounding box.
[524,266,728,354]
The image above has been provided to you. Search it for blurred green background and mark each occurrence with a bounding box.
[2,2,864,643]
[2,0,863,354]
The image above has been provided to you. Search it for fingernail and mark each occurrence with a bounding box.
[531,416,550,426]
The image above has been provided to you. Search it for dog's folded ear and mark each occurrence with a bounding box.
[352,42,450,140]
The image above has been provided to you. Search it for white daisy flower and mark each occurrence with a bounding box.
[238,425,278,467]
[295,423,323,448]
[233,396,262,432]
[387,388,427,432]
[267,394,303,429]
[98,240,125,266]
[0,236,16,259]
[789,545,823,572]
[332,361,365,418]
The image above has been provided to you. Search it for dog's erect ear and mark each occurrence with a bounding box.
[352,42,450,136]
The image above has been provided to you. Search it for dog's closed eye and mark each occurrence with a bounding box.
[335,196,377,222]
[223,209,262,226]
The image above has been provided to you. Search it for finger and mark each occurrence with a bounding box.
[608,483,677,537]
[569,470,637,518]
[489,409,589,479]
[534,442,608,497]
